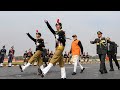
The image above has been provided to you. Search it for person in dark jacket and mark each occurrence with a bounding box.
[0,45,6,67]
[107,37,120,71]
[90,31,108,74]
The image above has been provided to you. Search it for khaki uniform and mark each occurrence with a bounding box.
[50,46,64,67]
[28,50,43,66]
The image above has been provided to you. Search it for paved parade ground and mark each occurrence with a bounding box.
[0,62,120,79]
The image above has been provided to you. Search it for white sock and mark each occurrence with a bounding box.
[1,63,3,66]
[61,67,66,78]
[24,62,27,65]
[40,65,44,70]
[22,63,31,71]
[34,62,37,65]
[74,59,77,72]
[42,63,53,75]
[77,60,83,70]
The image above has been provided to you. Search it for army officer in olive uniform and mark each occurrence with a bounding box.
[90,31,108,74]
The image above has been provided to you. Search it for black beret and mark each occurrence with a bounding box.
[97,31,103,34]
[72,34,77,37]
[36,32,41,36]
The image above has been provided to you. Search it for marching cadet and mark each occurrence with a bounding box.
[19,30,45,72]
[23,50,28,65]
[107,37,120,71]
[8,46,15,67]
[90,31,108,74]
[70,35,85,75]
[0,45,6,67]
[38,19,66,79]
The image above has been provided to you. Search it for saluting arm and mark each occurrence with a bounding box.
[90,39,97,44]
[26,33,36,42]
[44,20,56,35]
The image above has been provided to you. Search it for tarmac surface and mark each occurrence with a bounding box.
[0,62,120,79]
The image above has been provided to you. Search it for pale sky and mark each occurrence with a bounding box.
[0,11,120,56]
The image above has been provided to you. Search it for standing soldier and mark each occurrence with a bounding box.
[38,19,66,79]
[8,46,15,67]
[0,45,6,67]
[19,30,45,72]
[70,35,85,75]
[90,31,108,74]
[107,37,120,71]
[23,50,28,65]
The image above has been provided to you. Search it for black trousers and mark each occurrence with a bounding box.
[107,53,120,69]
[43,57,48,67]
[8,57,13,63]
[0,55,5,63]
[98,54,107,71]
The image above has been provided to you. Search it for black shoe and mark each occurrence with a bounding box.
[118,67,120,70]
[109,69,114,71]
[38,68,41,74]
[38,68,44,78]
[61,78,66,79]
[44,64,47,67]
[80,68,85,73]
[19,65,23,72]
[72,72,76,75]
[99,70,104,74]
[104,70,108,73]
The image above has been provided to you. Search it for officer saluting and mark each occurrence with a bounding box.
[90,31,108,74]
